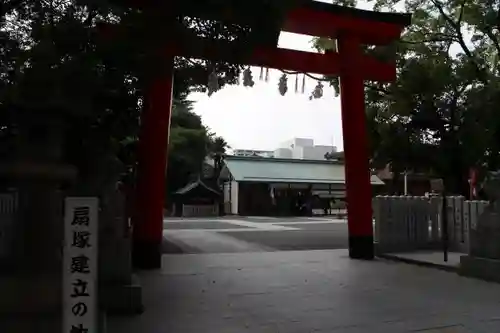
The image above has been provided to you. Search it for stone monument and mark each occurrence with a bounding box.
[460,170,500,282]
[0,111,142,333]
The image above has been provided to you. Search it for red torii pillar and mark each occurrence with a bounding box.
[133,60,174,269]
[133,3,411,268]
[337,35,375,258]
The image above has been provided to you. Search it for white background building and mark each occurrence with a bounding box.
[232,138,337,161]
[275,137,337,160]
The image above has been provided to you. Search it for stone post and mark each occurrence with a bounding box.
[73,153,142,315]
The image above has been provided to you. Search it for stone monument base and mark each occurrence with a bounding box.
[101,274,143,315]
[459,255,500,283]
[0,273,142,333]
[0,311,107,333]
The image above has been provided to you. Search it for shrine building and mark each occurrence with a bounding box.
[220,155,384,216]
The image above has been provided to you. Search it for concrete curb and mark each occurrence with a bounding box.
[377,253,459,273]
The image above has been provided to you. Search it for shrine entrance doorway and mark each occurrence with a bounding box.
[129,1,411,269]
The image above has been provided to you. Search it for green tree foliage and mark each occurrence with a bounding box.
[167,100,230,199]
[0,0,239,189]
[168,103,210,196]
[314,0,500,195]
[208,136,230,179]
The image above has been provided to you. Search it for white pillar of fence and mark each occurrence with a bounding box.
[373,196,391,247]
[373,195,489,254]
[429,196,440,243]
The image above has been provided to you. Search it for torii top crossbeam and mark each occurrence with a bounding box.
[103,1,411,80]
[166,1,411,81]
[176,1,412,44]
[283,1,411,45]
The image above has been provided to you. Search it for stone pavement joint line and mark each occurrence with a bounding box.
[164,218,299,231]
[163,230,277,253]
[107,249,500,333]
[271,219,346,225]
[219,219,297,230]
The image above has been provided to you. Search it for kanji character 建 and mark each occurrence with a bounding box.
[70,255,90,274]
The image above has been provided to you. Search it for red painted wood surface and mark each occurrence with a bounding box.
[338,34,374,238]
[108,1,409,46]
[169,39,396,82]
[283,7,407,45]
[135,62,174,244]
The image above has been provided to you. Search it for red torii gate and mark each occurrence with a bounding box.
[132,2,411,269]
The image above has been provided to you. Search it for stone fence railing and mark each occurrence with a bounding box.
[373,195,489,254]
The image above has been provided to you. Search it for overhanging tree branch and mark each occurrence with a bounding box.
[430,0,489,84]
[457,0,467,26]
[401,37,455,44]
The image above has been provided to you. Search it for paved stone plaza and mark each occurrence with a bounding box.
[108,249,500,333]
[162,216,350,254]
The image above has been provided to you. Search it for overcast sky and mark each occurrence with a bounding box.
[188,0,457,152]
